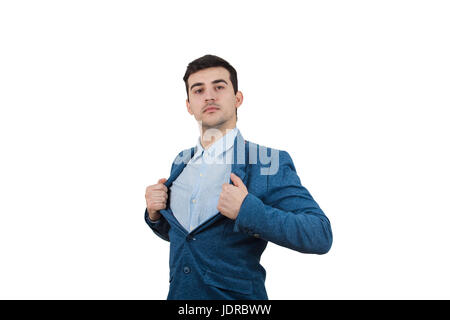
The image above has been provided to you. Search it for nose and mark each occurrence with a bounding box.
[204,86,217,102]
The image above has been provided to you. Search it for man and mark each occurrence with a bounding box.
[144,54,332,300]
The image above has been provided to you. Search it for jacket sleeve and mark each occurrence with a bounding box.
[233,150,333,254]
[144,208,170,242]
[143,153,180,242]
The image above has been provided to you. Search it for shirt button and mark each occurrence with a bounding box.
[192,199,196,203]
[200,173,203,177]
[183,266,191,274]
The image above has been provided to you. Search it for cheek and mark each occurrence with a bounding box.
[189,102,202,114]
[226,93,237,106]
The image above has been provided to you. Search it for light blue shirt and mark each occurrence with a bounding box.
[169,127,240,233]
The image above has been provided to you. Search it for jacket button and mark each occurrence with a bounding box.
[183,266,191,274]
[186,235,196,241]
[253,233,260,238]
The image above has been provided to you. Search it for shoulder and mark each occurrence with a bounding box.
[245,140,294,174]
[173,147,194,161]
[169,147,195,172]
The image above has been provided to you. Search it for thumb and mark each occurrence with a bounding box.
[158,178,167,184]
[230,173,244,188]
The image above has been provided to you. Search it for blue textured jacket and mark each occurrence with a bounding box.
[145,131,332,300]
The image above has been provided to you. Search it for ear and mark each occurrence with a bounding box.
[186,98,194,115]
[235,91,244,110]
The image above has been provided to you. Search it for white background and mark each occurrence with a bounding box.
[1,0,449,299]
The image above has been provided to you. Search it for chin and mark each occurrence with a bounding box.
[200,118,222,127]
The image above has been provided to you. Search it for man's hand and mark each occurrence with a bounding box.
[145,178,168,221]
[217,173,248,220]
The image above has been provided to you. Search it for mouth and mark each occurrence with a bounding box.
[203,107,219,113]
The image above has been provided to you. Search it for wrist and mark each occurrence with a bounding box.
[148,210,161,222]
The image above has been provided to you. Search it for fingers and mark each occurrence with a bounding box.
[146,196,167,211]
[221,182,234,191]
[230,173,244,188]
[153,195,168,203]
[146,192,168,203]
[146,182,168,193]
[145,178,169,212]
[148,201,166,211]
[158,180,168,192]
[153,184,168,193]
[149,190,168,198]
[158,178,168,184]
[150,199,167,206]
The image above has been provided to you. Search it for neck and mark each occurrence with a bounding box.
[199,123,236,150]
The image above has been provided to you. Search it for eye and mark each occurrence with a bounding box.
[194,88,203,94]
[216,86,224,90]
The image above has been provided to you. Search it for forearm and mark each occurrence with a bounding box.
[144,208,170,242]
[234,193,332,254]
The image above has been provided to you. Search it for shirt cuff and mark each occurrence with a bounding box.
[145,208,162,224]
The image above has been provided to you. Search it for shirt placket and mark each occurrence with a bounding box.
[188,153,205,233]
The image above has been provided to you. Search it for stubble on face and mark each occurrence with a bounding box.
[197,108,230,147]
[201,111,228,131]
[187,67,237,134]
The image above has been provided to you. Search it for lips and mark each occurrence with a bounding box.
[204,107,219,113]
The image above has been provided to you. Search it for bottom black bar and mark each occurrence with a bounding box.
[0,300,447,318]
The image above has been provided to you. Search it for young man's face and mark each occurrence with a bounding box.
[186,66,243,130]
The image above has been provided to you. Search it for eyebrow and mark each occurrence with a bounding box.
[190,79,228,91]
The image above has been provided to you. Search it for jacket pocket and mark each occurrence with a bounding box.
[203,269,253,295]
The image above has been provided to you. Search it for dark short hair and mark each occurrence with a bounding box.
[183,54,238,101]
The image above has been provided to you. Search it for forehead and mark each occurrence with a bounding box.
[187,66,230,85]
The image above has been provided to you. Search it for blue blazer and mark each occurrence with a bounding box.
[145,131,332,300]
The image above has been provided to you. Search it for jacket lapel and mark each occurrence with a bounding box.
[163,146,195,188]
[230,129,248,185]
[164,130,249,189]
[160,130,249,234]
[194,130,249,233]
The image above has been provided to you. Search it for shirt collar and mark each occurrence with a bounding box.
[191,127,239,162]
